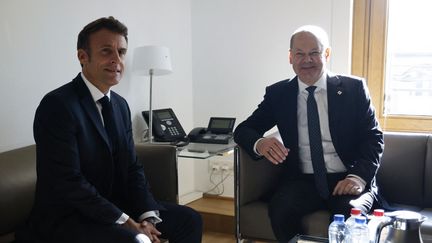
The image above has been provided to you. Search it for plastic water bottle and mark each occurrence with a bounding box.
[345,208,362,242]
[367,209,385,243]
[328,214,346,243]
[350,216,369,243]
[346,208,362,230]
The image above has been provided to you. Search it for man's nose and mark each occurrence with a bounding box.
[111,52,121,64]
[304,53,313,62]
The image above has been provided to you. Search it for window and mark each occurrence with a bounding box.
[352,0,432,132]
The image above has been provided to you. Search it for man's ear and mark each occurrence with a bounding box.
[77,49,89,66]
[289,50,293,64]
[325,47,331,62]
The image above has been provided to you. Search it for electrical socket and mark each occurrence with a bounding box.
[211,164,220,171]
[221,165,229,171]
[208,160,233,174]
[208,161,220,173]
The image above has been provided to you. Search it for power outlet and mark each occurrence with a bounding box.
[221,164,229,171]
[208,160,233,174]
[208,161,220,173]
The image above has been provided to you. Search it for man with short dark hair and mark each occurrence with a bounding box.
[16,16,202,243]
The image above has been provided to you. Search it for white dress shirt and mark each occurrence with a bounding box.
[297,74,346,173]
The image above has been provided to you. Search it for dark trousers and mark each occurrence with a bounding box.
[16,202,202,243]
[267,173,374,242]
[157,202,203,243]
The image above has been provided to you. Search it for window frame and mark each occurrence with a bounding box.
[352,0,432,132]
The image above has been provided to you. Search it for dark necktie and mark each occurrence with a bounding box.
[306,86,329,199]
[99,96,118,153]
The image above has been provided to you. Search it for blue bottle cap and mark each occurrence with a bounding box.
[355,216,366,224]
[334,214,345,222]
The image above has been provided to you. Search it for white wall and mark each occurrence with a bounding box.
[0,0,194,152]
[191,0,353,127]
[190,0,353,197]
[1,0,353,199]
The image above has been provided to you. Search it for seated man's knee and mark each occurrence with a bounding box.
[184,206,203,228]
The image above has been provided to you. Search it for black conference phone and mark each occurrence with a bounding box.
[143,108,235,145]
[142,108,187,143]
[188,117,236,144]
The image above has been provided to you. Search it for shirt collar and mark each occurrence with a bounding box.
[298,71,327,94]
[80,72,111,102]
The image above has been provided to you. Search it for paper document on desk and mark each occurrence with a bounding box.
[178,150,211,159]
[186,142,234,154]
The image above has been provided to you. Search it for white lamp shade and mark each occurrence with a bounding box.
[132,45,172,76]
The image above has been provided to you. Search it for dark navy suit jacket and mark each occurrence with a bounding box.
[234,73,384,194]
[27,74,162,236]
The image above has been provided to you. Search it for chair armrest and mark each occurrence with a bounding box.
[425,134,432,206]
[0,145,36,237]
[135,143,178,204]
[235,146,283,206]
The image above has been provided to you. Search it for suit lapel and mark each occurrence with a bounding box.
[287,79,299,143]
[279,78,299,149]
[110,94,126,146]
[73,75,111,148]
[327,74,344,147]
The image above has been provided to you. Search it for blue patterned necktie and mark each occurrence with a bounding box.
[306,86,329,199]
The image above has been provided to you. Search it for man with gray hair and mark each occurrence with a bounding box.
[234,25,383,241]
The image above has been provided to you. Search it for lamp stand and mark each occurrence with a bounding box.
[132,46,172,143]
[148,69,154,143]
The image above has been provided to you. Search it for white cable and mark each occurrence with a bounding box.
[205,169,231,195]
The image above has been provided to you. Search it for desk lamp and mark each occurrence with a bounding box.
[132,45,172,143]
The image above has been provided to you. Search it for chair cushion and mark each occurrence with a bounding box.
[301,210,330,238]
[239,201,276,241]
[239,201,330,240]
[378,133,428,207]
[0,145,36,236]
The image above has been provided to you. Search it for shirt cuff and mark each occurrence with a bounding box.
[116,213,129,224]
[138,210,162,225]
[346,174,366,188]
[135,234,152,243]
[253,138,265,156]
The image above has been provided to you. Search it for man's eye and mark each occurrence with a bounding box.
[101,48,112,55]
[295,53,305,58]
[310,51,321,57]
[119,50,127,56]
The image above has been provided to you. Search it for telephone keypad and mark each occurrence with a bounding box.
[168,126,180,136]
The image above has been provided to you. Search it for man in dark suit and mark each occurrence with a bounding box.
[17,17,202,243]
[234,25,384,241]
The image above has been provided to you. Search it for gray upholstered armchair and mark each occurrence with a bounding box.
[234,132,432,242]
[0,143,178,242]
[234,146,329,242]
